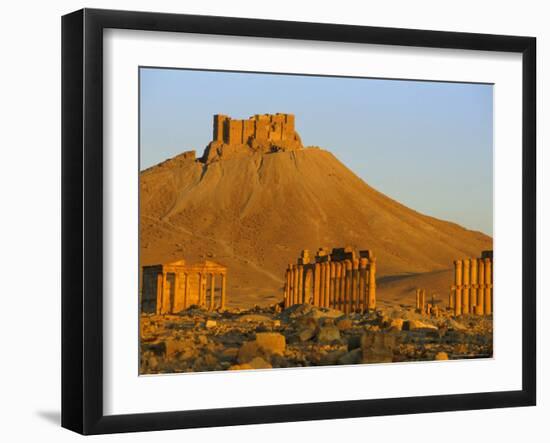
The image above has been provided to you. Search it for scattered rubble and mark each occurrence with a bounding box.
[140,303,493,374]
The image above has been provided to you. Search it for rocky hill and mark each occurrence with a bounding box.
[140,143,492,307]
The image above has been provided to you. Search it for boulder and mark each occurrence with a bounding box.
[389,318,404,331]
[403,320,438,331]
[238,314,273,324]
[237,341,262,364]
[361,331,397,363]
[164,338,193,359]
[228,363,253,371]
[435,351,449,360]
[446,318,468,331]
[336,318,353,331]
[255,332,286,355]
[317,326,341,343]
[205,319,217,329]
[219,347,239,362]
[320,349,348,365]
[298,327,317,342]
[248,357,272,369]
[310,307,344,321]
[337,348,362,365]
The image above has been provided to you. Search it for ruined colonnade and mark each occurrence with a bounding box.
[450,250,493,316]
[284,247,376,313]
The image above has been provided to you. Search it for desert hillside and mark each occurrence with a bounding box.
[140,147,492,307]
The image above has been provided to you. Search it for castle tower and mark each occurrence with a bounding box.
[213,114,228,143]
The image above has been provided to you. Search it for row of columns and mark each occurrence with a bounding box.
[155,271,226,314]
[197,272,227,311]
[450,258,492,316]
[284,257,376,313]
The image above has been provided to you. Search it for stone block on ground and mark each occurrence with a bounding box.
[403,319,438,331]
[361,331,397,363]
[337,348,362,365]
[255,332,286,355]
[317,326,341,343]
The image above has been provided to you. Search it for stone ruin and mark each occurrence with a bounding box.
[415,288,441,317]
[141,259,227,314]
[201,113,303,163]
[284,246,376,313]
[450,250,493,316]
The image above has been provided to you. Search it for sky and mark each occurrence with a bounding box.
[140,68,493,236]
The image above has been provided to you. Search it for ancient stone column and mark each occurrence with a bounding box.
[463,259,471,314]
[285,265,291,308]
[318,262,326,307]
[420,289,426,314]
[334,262,342,310]
[477,259,485,315]
[198,272,203,306]
[184,273,189,309]
[325,261,332,307]
[317,263,323,307]
[329,262,336,308]
[283,268,288,308]
[344,260,352,313]
[484,258,492,315]
[298,265,304,304]
[351,259,359,312]
[156,273,163,314]
[416,288,421,310]
[470,258,478,314]
[368,258,376,311]
[161,272,170,314]
[454,260,463,316]
[313,262,321,307]
[292,265,299,306]
[174,273,181,312]
[449,287,455,310]
[426,303,432,315]
[221,273,227,310]
[324,262,331,308]
[359,258,368,312]
[339,263,346,311]
[210,273,216,310]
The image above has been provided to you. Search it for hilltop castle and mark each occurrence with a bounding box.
[202,113,303,163]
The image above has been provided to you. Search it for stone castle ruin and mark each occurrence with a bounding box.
[141,259,227,314]
[201,113,303,163]
[450,250,493,316]
[284,246,376,313]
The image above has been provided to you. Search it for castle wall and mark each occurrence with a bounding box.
[212,113,299,146]
[213,114,228,143]
[242,119,255,144]
[228,120,243,145]
[254,115,269,140]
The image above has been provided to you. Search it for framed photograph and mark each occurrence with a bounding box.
[61,8,536,435]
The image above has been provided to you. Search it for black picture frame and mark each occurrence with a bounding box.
[61,8,536,435]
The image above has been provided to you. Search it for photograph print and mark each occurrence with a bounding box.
[139,68,494,375]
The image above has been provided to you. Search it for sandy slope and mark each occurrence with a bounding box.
[376,268,454,308]
[140,148,492,307]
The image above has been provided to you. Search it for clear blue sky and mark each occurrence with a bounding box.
[140,67,493,236]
